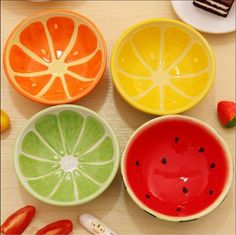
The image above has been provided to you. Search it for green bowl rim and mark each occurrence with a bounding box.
[14,104,120,206]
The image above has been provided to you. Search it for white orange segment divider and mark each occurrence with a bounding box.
[21,152,60,163]
[16,40,50,66]
[67,47,100,67]
[76,168,102,186]
[166,41,196,72]
[48,172,66,198]
[59,21,78,62]
[61,75,71,98]
[14,70,51,77]
[77,134,107,159]
[42,19,56,61]
[170,68,209,79]
[66,70,95,82]
[36,74,57,97]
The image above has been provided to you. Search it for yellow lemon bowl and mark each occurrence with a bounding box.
[111,19,215,115]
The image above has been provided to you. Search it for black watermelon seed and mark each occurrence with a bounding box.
[145,194,151,199]
[161,157,167,165]
[210,163,216,168]
[199,147,205,153]
[135,161,140,166]
[175,137,180,143]
[209,190,214,195]
[176,207,182,212]
[182,187,188,194]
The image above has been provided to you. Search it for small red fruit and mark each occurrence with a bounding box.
[36,220,73,235]
[1,205,36,235]
[217,101,236,128]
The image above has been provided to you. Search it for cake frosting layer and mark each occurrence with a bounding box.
[194,0,228,14]
[205,0,229,10]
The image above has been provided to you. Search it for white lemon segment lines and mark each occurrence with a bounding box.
[130,38,152,74]
[170,68,209,79]
[166,41,195,72]
[116,67,150,80]
[131,69,196,101]
[157,26,165,70]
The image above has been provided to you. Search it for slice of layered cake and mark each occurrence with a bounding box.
[193,0,234,17]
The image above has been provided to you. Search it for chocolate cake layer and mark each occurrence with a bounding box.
[193,0,234,17]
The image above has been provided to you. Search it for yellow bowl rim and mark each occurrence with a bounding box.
[111,18,216,115]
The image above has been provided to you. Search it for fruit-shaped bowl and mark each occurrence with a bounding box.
[111,19,215,115]
[4,10,107,105]
[121,116,233,221]
[14,105,119,206]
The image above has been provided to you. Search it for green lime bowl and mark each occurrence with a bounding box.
[14,105,120,206]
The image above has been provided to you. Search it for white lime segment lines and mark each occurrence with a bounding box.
[71,118,86,156]
[47,172,66,198]
[33,129,63,157]
[75,169,102,186]
[77,134,107,159]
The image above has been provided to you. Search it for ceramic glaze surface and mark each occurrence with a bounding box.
[111,19,215,115]
[4,10,107,105]
[122,116,233,221]
[14,105,119,206]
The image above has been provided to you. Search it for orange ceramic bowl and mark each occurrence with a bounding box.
[3,10,107,105]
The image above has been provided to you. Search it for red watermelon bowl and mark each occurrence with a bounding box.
[121,115,233,222]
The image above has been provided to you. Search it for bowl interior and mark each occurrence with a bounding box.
[4,10,106,104]
[111,19,215,115]
[14,105,119,206]
[123,117,231,219]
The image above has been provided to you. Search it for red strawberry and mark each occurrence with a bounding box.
[217,101,236,128]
